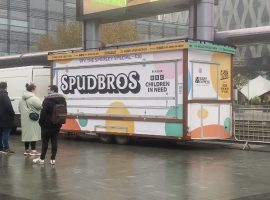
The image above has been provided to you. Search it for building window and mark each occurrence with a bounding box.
[0,25,7,31]
[48,20,63,31]
[164,24,177,37]
[65,0,76,3]
[66,3,75,8]
[30,9,46,18]
[0,18,8,25]
[30,0,45,10]
[10,20,28,27]
[0,42,7,52]
[10,0,27,11]
[0,9,8,18]
[150,22,163,38]
[30,28,47,34]
[10,26,28,33]
[10,10,27,20]
[48,0,63,13]
[30,33,46,43]
[10,43,28,54]
[30,18,46,30]
[10,31,27,41]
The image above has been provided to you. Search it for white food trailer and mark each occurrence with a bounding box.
[48,40,235,144]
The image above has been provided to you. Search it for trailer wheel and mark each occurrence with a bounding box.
[99,134,113,144]
[115,135,130,145]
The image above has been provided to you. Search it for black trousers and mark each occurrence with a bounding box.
[40,128,59,160]
[24,141,36,150]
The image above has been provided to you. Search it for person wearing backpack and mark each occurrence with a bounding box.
[33,85,67,165]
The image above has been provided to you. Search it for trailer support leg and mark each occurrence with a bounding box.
[243,141,251,150]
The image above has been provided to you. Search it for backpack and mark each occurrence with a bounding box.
[51,104,67,125]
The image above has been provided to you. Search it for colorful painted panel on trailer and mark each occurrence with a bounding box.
[188,104,231,139]
[54,50,184,137]
[188,50,232,100]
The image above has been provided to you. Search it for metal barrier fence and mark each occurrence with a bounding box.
[234,106,270,149]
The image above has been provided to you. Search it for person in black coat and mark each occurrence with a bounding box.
[0,82,15,153]
[33,85,66,165]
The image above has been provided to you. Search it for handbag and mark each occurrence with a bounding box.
[29,112,39,121]
[25,99,39,121]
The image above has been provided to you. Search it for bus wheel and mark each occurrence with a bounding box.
[115,135,130,145]
[99,134,113,144]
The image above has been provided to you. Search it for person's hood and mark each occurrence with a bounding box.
[46,93,67,100]
[22,91,35,100]
[0,88,7,95]
[46,93,66,99]
[46,93,66,104]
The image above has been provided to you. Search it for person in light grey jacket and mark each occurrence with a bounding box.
[19,83,42,156]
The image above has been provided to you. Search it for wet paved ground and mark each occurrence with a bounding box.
[1,135,270,200]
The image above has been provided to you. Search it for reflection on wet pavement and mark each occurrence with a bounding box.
[0,135,270,200]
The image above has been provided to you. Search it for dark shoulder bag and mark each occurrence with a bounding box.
[25,99,39,121]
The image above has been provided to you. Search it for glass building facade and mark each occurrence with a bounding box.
[215,0,270,30]
[0,0,76,55]
[135,19,188,41]
[1,0,269,62]
[159,0,270,30]
[0,0,188,56]
[159,0,270,74]
[215,0,270,65]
